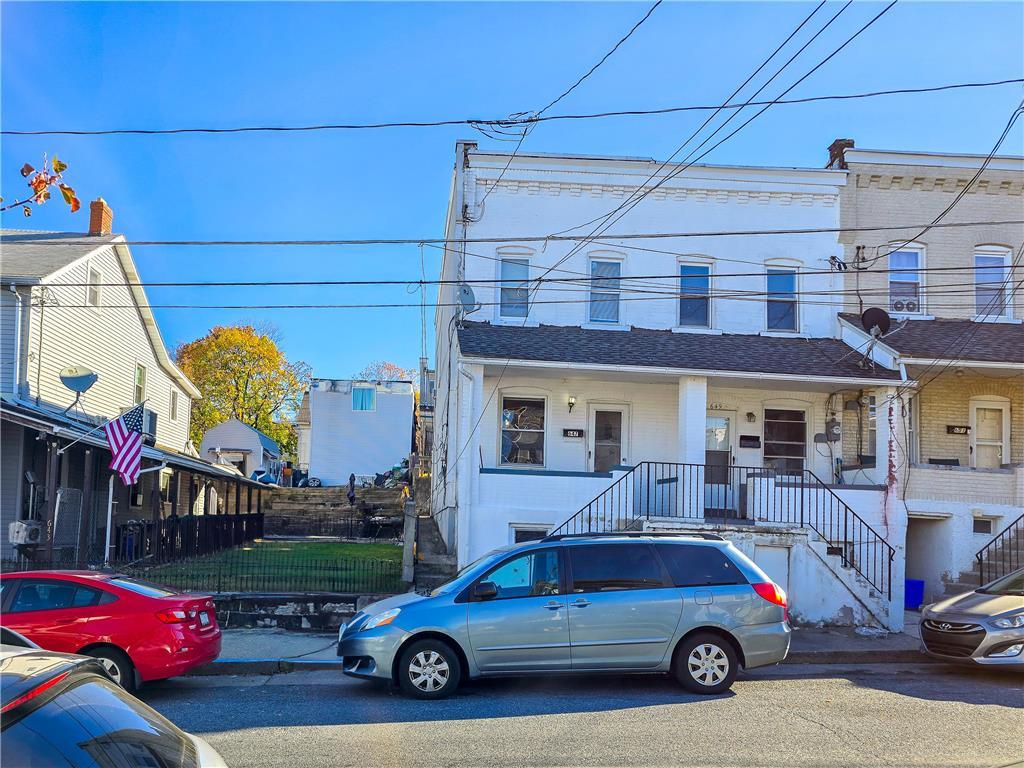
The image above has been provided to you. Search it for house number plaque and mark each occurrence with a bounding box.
[946,425,970,435]
[563,429,585,438]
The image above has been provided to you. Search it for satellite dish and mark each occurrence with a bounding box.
[60,365,98,394]
[860,307,892,337]
[59,366,98,414]
[458,284,481,315]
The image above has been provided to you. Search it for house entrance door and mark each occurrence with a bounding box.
[588,406,629,473]
[705,412,740,518]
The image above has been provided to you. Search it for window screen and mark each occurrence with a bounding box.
[589,259,621,323]
[975,251,1008,317]
[569,544,665,592]
[499,258,530,318]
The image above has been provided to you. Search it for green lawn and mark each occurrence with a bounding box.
[136,539,404,595]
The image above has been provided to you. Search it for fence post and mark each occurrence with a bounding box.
[77,448,95,568]
[149,467,162,561]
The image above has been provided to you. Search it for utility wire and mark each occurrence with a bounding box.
[6,217,1020,248]
[4,79,1014,137]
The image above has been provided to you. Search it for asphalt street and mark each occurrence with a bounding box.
[141,663,1023,768]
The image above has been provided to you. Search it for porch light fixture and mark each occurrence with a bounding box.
[567,396,576,413]
[746,412,756,423]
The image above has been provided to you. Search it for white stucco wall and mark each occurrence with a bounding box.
[308,379,414,486]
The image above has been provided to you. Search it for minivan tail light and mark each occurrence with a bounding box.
[752,582,788,620]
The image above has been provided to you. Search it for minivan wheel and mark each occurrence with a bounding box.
[85,647,137,693]
[674,633,738,695]
[397,640,461,699]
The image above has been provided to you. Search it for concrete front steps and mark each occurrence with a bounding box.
[265,486,407,536]
[414,516,458,591]
[943,519,1021,597]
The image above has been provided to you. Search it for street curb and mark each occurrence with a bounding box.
[188,649,935,677]
[187,658,345,676]
[785,649,936,665]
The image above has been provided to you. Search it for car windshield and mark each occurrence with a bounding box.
[429,549,506,596]
[979,569,1024,596]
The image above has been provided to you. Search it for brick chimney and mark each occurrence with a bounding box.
[826,139,855,170]
[88,198,113,236]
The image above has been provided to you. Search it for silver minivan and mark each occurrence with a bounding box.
[338,533,791,698]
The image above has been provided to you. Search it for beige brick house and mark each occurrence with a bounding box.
[827,141,1023,602]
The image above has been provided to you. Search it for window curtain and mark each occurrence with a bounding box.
[353,387,376,411]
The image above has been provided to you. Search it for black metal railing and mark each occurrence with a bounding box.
[112,512,264,564]
[976,512,1023,585]
[551,461,895,600]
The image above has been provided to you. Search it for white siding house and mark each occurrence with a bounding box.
[303,379,415,486]
[199,417,282,479]
[1,203,262,563]
[432,143,916,631]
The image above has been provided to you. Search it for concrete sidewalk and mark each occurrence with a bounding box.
[192,617,931,677]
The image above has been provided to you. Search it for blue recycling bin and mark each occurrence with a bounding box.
[904,579,925,610]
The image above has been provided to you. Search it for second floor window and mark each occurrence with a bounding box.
[134,364,147,404]
[499,258,529,318]
[975,248,1009,317]
[679,264,711,327]
[87,266,101,307]
[889,248,923,314]
[766,268,798,331]
[588,259,621,323]
[352,386,376,411]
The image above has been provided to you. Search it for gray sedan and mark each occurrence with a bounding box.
[338,533,791,698]
[920,567,1024,666]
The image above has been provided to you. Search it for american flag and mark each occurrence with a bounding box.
[105,404,144,486]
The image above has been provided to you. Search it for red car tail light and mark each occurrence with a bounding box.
[2,670,71,714]
[752,582,789,621]
[155,609,191,624]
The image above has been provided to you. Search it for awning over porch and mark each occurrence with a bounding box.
[458,321,902,384]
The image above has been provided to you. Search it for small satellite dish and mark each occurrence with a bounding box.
[458,284,481,315]
[59,366,98,414]
[860,307,892,337]
[59,365,98,394]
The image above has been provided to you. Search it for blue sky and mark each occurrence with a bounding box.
[3,1,1022,377]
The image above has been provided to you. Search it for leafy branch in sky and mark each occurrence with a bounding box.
[0,154,81,216]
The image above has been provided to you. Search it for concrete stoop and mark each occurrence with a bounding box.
[414,516,458,591]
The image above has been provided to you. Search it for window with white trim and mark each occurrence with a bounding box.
[133,364,147,404]
[888,247,923,314]
[588,259,621,323]
[170,389,179,421]
[766,268,798,331]
[679,264,711,327]
[499,257,530,318]
[974,247,1010,318]
[87,266,101,307]
[500,396,545,465]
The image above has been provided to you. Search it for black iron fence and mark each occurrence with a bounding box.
[263,511,403,541]
[977,512,1023,585]
[552,461,895,600]
[113,512,264,563]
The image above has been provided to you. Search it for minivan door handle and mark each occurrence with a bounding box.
[571,598,591,608]
[543,601,562,611]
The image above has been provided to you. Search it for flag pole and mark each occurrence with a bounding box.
[57,401,147,455]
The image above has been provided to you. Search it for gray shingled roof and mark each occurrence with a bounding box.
[0,230,121,282]
[458,322,901,380]
[839,313,1024,364]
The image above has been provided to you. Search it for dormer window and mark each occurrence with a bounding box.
[888,247,923,314]
[766,268,798,331]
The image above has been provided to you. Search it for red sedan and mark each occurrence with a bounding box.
[0,571,221,692]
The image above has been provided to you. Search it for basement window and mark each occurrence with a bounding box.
[973,518,994,535]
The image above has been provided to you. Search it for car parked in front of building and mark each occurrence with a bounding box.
[0,571,221,691]
[0,644,227,766]
[338,533,791,698]
[920,567,1024,666]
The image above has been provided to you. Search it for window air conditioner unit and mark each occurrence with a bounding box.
[142,408,158,444]
[9,519,43,545]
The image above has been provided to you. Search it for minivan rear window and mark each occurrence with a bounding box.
[569,544,666,592]
[656,544,747,588]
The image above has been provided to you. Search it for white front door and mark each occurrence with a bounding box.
[971,402,1009,469]
[705,411,738,516]
[588,405,629,473]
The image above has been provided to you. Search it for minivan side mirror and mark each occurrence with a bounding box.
[474,581,498,600]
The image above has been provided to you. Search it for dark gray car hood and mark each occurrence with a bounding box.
[928,589,1024,619]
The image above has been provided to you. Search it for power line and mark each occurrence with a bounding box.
[3,79,1018,137]
[35,261,1023,289]
[7,217,1020,248]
